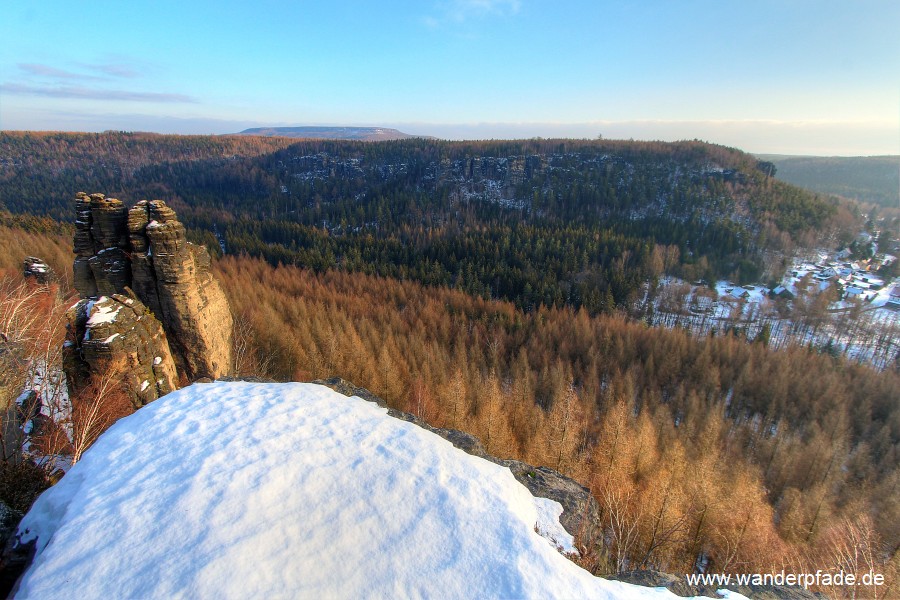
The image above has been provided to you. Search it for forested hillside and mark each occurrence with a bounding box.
[758,154,900,208]
[0,212,73,282]
[1,218,897,597]
[220,255,898,593]
[0,132,859,313]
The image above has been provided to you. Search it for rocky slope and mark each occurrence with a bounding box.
[63,295,178,407]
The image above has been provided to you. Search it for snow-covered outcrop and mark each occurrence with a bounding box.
[13,382,698,599]
[314,377,602,545]
[21,257,53,285]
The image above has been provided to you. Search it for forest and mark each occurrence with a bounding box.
[215,257,899,589]
[0,221,897,597]
[0,131,893,597]
[759,154,900,208]
[0,132,860,314]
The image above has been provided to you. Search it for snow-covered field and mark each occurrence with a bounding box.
[15,382,708,600]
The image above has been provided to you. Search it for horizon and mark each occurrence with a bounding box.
[2,126,898,159]
[1,1,898,157]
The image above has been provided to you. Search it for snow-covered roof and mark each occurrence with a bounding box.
[15,382,696,600]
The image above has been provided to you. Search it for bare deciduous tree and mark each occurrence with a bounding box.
[69,359,133,465]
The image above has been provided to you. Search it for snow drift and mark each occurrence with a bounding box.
[16,381,693,599]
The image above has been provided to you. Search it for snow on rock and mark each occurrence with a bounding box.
[66,295,179,407]
[85,298,120,327]
[15,382,692,600]
[533,496,577,555]
[22,256,53,284]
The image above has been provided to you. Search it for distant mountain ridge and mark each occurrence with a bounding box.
[0,131,859,305]
[756,154,899,208]
[235,126,429,141]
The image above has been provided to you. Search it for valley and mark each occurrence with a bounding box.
[2,2,896,597]
[0,132,897,597]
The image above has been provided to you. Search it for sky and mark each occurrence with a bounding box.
[1,0,898,155]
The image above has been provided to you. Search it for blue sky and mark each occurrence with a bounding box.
[1,0,897,155]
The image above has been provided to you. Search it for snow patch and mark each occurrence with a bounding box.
[86,299,120,327]
[533,496,577,555]
[16,382,698,600]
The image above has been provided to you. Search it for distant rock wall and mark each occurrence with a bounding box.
[66,192,233,405]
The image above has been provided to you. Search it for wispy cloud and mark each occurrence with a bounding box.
[0,108,272,135]
[423,0,521,27]
[18,61,143,82]
[18,63,104,81]
[80,62,142,79]
[1,83,196,103]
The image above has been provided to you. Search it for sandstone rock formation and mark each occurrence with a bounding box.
[73,193,131,297]
[65,192,233,402]
[128,200,233,379]
[21,258,53,285]
[64,295,178,408]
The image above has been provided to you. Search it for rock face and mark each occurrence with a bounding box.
[65,192,233,402]
[64,295,179,408]
[500,461,601,544]
[22,257,53,285]
[129,200,233,379]
[73,193,131,297]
